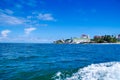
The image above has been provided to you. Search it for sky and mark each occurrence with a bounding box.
[0,0,120,43]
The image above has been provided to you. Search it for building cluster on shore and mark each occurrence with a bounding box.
[54,34,120,44]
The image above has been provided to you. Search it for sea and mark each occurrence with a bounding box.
[0,43,120,80]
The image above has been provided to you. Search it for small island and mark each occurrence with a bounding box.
[54,34,120,44]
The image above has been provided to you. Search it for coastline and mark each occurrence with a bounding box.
[89,43,120,44]
[54,42,120,44]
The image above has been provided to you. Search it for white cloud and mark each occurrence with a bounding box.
[0,9,55,27]
[24,27,36,35]
[35,24,48,27]
[4,9,14,15]
[38,13,55,21]
[0,9,13,15]
[0,13,25,25]
[1,30,11,37]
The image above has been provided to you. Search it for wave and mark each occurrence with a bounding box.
[53,62,120,80]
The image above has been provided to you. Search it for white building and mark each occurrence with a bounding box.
[72,35,90,44]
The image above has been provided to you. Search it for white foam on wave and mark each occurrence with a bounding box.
[53,62,120,80]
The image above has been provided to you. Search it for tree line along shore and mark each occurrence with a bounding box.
[54,34,120,44]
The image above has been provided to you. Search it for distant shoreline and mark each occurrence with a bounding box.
[53,42,120,45]
[89,43,120,44]
[0,42,120,44]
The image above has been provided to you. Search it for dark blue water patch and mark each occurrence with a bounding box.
[0,43,120,80]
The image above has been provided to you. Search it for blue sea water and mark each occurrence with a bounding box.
[0,43,120,80]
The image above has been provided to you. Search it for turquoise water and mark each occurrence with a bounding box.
[0,43,120,80]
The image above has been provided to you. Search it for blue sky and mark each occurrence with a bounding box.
[0,0,120,43]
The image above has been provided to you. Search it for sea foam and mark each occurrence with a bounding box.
[53,62,120,80]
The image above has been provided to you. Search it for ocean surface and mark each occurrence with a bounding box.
[0,43,120,80]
